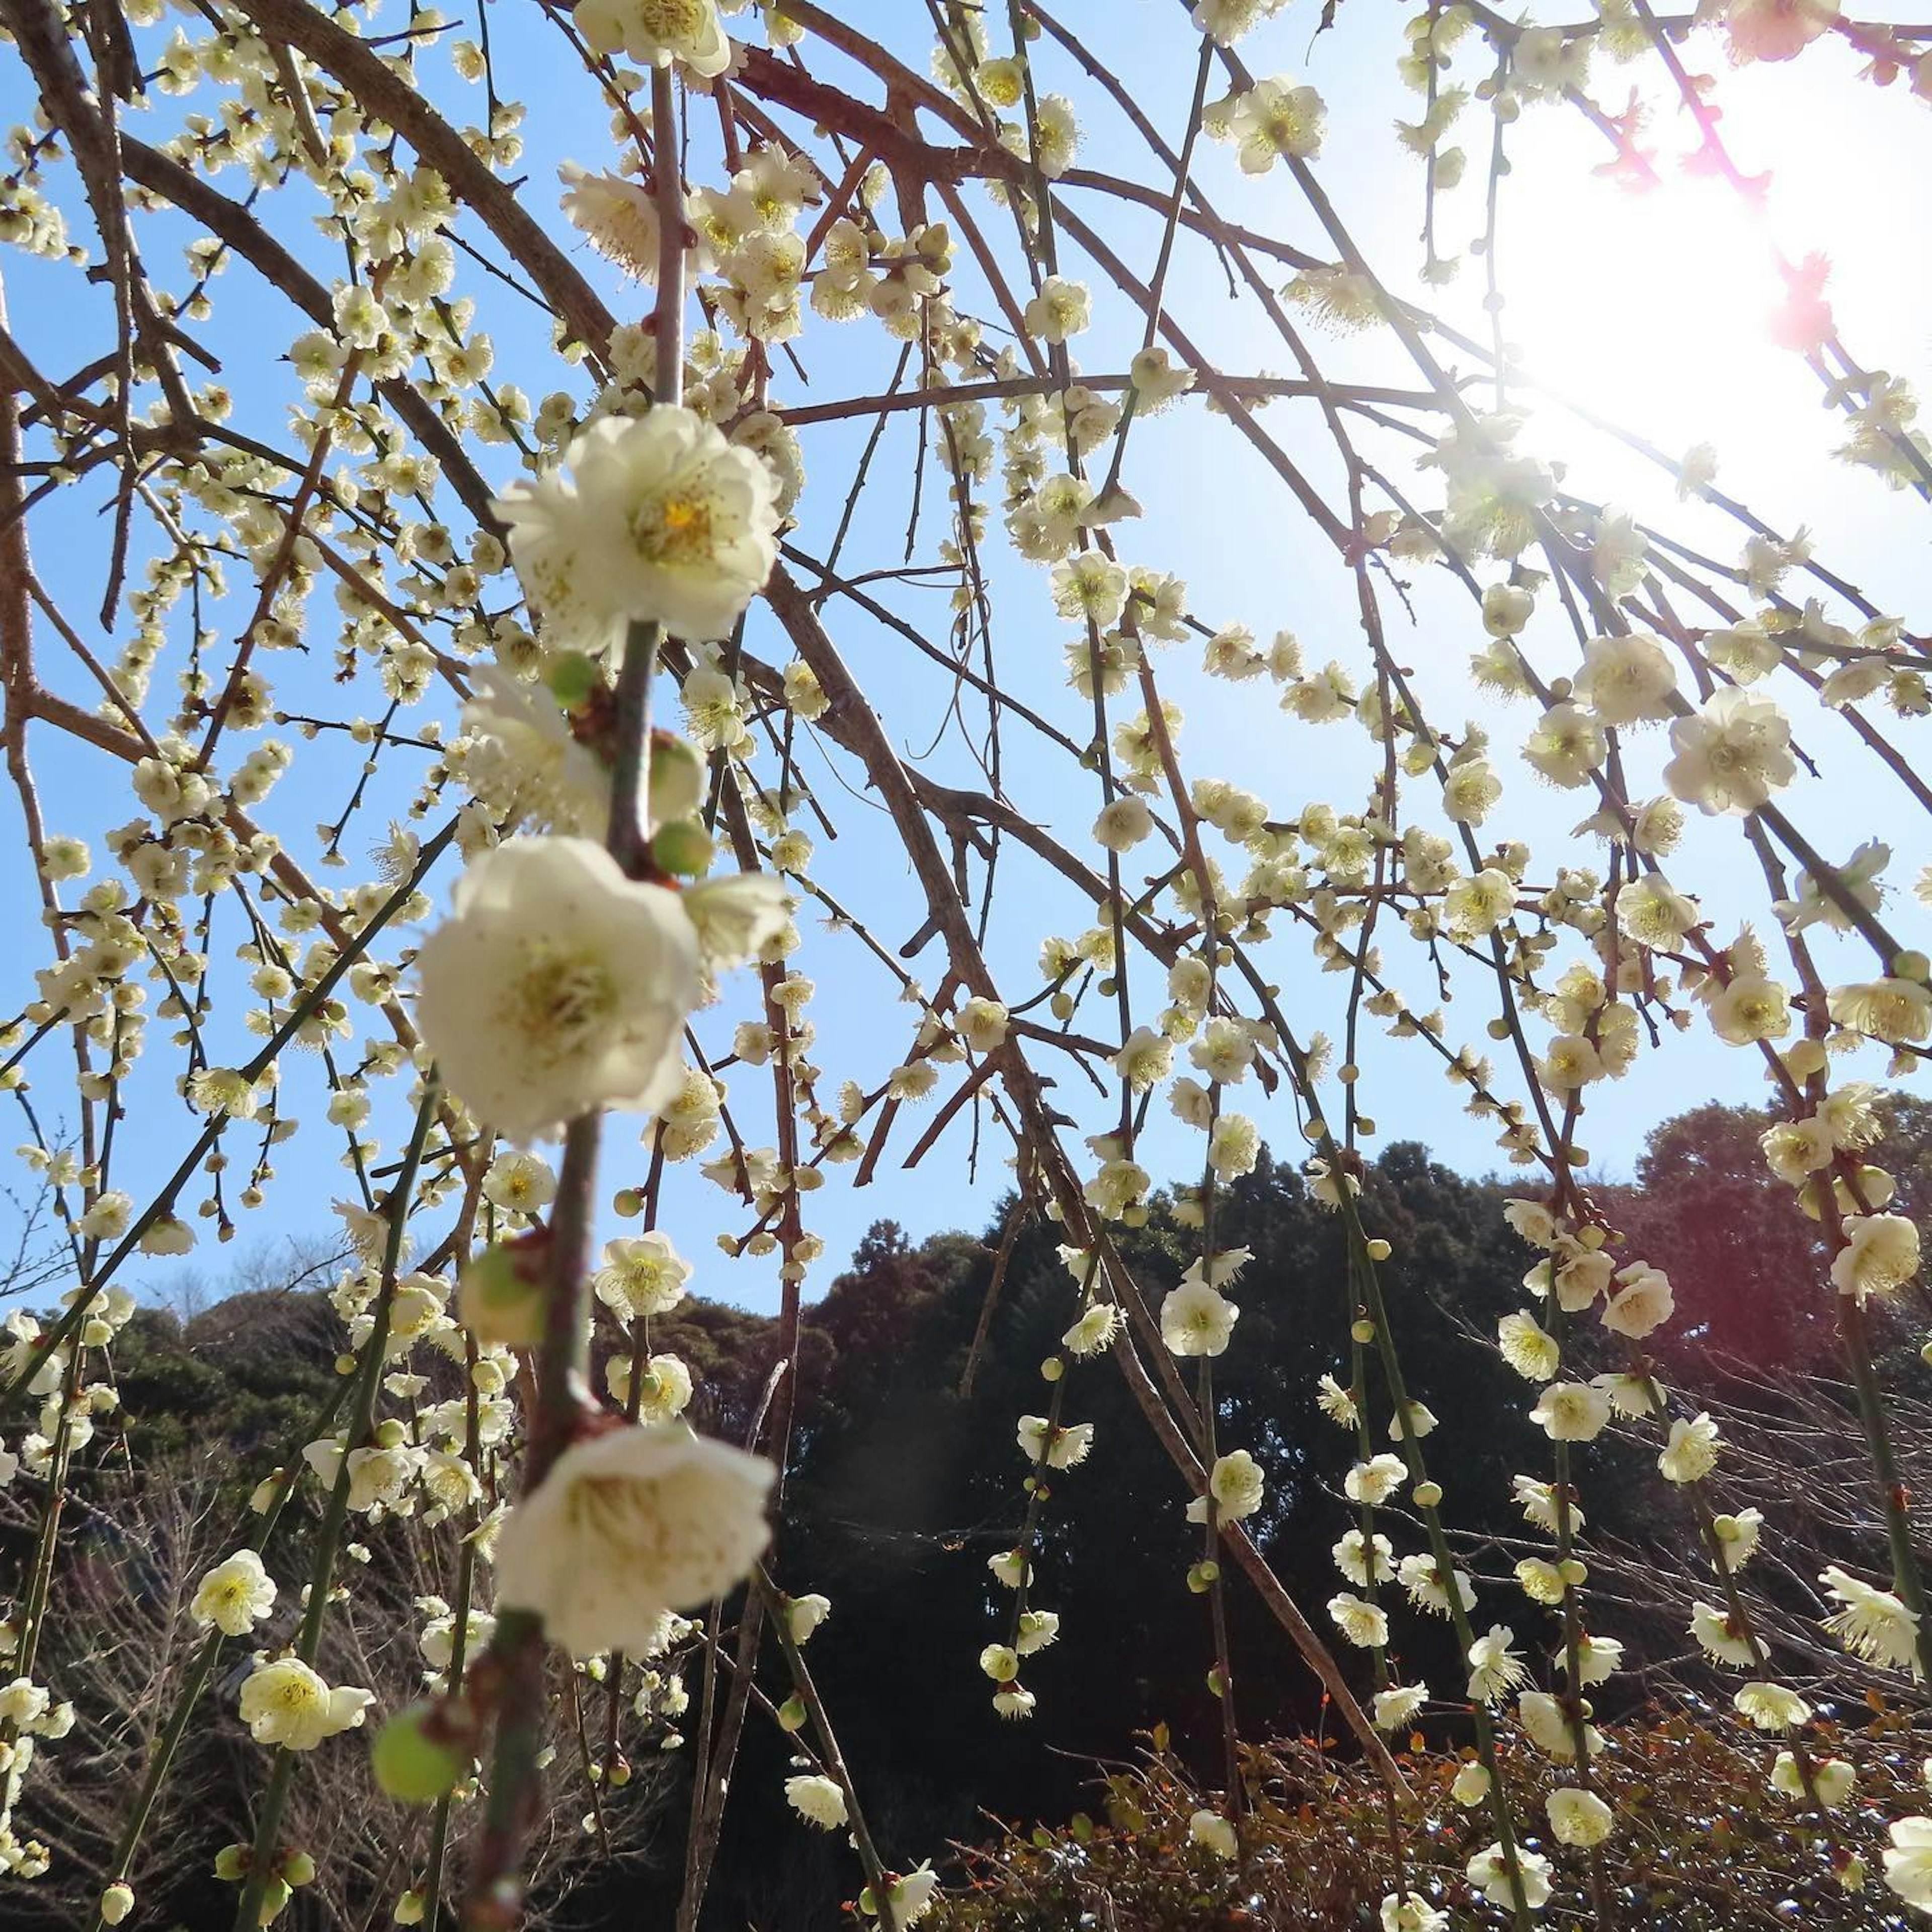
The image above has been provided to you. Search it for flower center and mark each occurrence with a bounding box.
[567,1471,678,1569]
[632,490,716,568]
[499,943,618,1068]
[635,0,706,42]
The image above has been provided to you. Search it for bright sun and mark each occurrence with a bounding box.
[1496,166,1793,466]
[1483,46,1932,492]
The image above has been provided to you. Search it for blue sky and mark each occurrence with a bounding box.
[4,4,1928,1315]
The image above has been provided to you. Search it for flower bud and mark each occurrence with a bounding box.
[1364,1238,1391,1262]
[776,1695,809,1732]
[1350,1318,1376,1344]
[647,731,706,832]
[1186,1561,1220,1594]
[280,1852,316,1888]
[1483,582,1533,637]
[1414,1480,1443,1509]
[457,1237,548,1348]
[371,1703,467,1804]
[786,1592,832,1643]
[256,1876,293,1925]
[546,651,601,711]
[1784,1036,1828,1079]
[101,1883,135,1924]
[651,818,714,877]
[214,1845,250,1882]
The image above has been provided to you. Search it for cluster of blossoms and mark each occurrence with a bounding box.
[397,391,801,1729]
[0,1284,140,1878]
[5,0,1932,1925]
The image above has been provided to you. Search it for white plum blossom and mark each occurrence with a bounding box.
[1381,1894,1447,1932]
[1659,1414,1722,1485]
[1546,1787,1615,1848]
[1774,1751,1854,1806]
[955,998,1010,1055]
[191,1550,277,1637]
[1062,1304,1122,1357]
[753,1591,820,1654]
[1329,1592,1390,1648]
[1663,688,1796,815]
[594,1232,695,1320]
[459,666,613,837]
[1466,1843,1552,1910]
[1600,1263,1674,1339]
[1161,1279,1239,1357]
[1189,1809,1238,1856]
[608,1351,696,1422]
[1530,1382,1612,1443]
[1016,1610,1060,1655]
[1821,1565,1920,1673]
[1884,1815,1932,1909]
[415,837,702,1143]
[1499,1312,1560,1382]
[1574,631,1676,725]
[1467,1625,1528,1703]
[496,408,778,648]
[1832,1214,1921,1302]
[1228,77,1326,171]
[1344,1453,1409,1505]
[1734,1681,1811,1731]
[493,1425,775,1657]
[1828,978,1932,1045]
[1016,1415,1094,1470]
[1186,1448,1265,1524]
[574,0,732,76]
[558,164,706,284]
[238,1658,373,1750]
[1373,1683,1428,1732]
[1723,0,1839,64]
[1524,702,1606,788]
[862,1865,939,1925]
[785,1774,848,1830]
